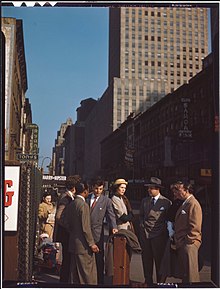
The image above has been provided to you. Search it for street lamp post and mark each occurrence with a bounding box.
[41,157,52,174]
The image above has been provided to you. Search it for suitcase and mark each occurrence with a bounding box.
[113,236,130,285]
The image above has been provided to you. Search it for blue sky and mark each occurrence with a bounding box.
[2,6,109,168]
[2,5,211,170]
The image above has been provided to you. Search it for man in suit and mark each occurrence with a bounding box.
[173,181,202,283]
[86,178,118,284]
[67,181,99,285]
[139,177,171,285]
[53,175,81,283]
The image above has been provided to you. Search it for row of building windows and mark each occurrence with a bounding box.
[125,51,203,60]
[124,22,206,34]
[123,67,196,77]
[124,41,206,53]
[124,8,205,18]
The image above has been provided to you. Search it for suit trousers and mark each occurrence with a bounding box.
[95,239,104,284]
[177,243,200,283]
[141,232,168,284]
[70,252,97,285]
[60,239,71,283]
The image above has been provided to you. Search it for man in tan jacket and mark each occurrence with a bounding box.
[173,181,202,283]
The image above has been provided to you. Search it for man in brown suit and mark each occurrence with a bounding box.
[66,182,99,285]
[139,177,171,285]
[173,181,202,283]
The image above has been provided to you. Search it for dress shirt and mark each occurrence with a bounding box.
[90,194,100,207]
[152,193,160,205]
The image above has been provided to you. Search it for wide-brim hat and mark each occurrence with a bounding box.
[114,178,128,186]
[144,177,163,188]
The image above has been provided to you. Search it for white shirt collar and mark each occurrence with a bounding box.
[77,195,85,202]
[182,194,192,206]
[66,190,74,200]
[153,193,160,202]
[92,193,100,200]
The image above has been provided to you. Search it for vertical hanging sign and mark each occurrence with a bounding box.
[178,98,193,139]
[4,166,20,231]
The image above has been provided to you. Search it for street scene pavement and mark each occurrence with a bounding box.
[33,250,212,287]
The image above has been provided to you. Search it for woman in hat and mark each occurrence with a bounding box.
[111,178,134,231]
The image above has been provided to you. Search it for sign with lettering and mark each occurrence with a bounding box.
[16,153,38,161]
[4,166,20,231]
[42,175,66,181]
[178,98,193,139]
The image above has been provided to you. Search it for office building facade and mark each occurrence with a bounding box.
[109,6,208,129]
[83,6,209,179]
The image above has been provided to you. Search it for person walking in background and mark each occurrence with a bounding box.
[86,177,118,284]
[38,192,56,239]
[53,175,81,283]
[139,177,171,286]
[111,178,134,231]
[67,181,99,285]
[173,181,202,283]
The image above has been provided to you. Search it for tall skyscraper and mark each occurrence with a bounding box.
[84,6,209,179]
[109,6,208,129]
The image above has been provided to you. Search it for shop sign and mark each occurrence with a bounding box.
[4,166,20,231]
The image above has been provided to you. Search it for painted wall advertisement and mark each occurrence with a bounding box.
[4,166,20,231]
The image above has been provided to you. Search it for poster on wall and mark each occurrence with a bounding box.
[4,166,20,231]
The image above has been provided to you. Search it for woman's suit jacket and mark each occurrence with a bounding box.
[111,195,131,230]
[174,195,202,249]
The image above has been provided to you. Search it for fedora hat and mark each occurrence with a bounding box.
[114,178,128,186]
[144,177,163,188]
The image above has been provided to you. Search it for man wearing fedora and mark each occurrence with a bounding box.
[139,177,171,285]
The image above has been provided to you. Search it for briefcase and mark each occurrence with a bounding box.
[113,236,130,285]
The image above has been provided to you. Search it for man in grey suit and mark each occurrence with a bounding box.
[139,177,171,285]
[67,181,99,285]
[86,178,118,284]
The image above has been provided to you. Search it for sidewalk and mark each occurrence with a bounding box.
[130,252,211,284]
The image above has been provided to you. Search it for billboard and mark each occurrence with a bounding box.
[4,166,20,231]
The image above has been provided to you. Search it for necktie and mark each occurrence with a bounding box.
[91,197,97,209]
[151,197,155,207]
